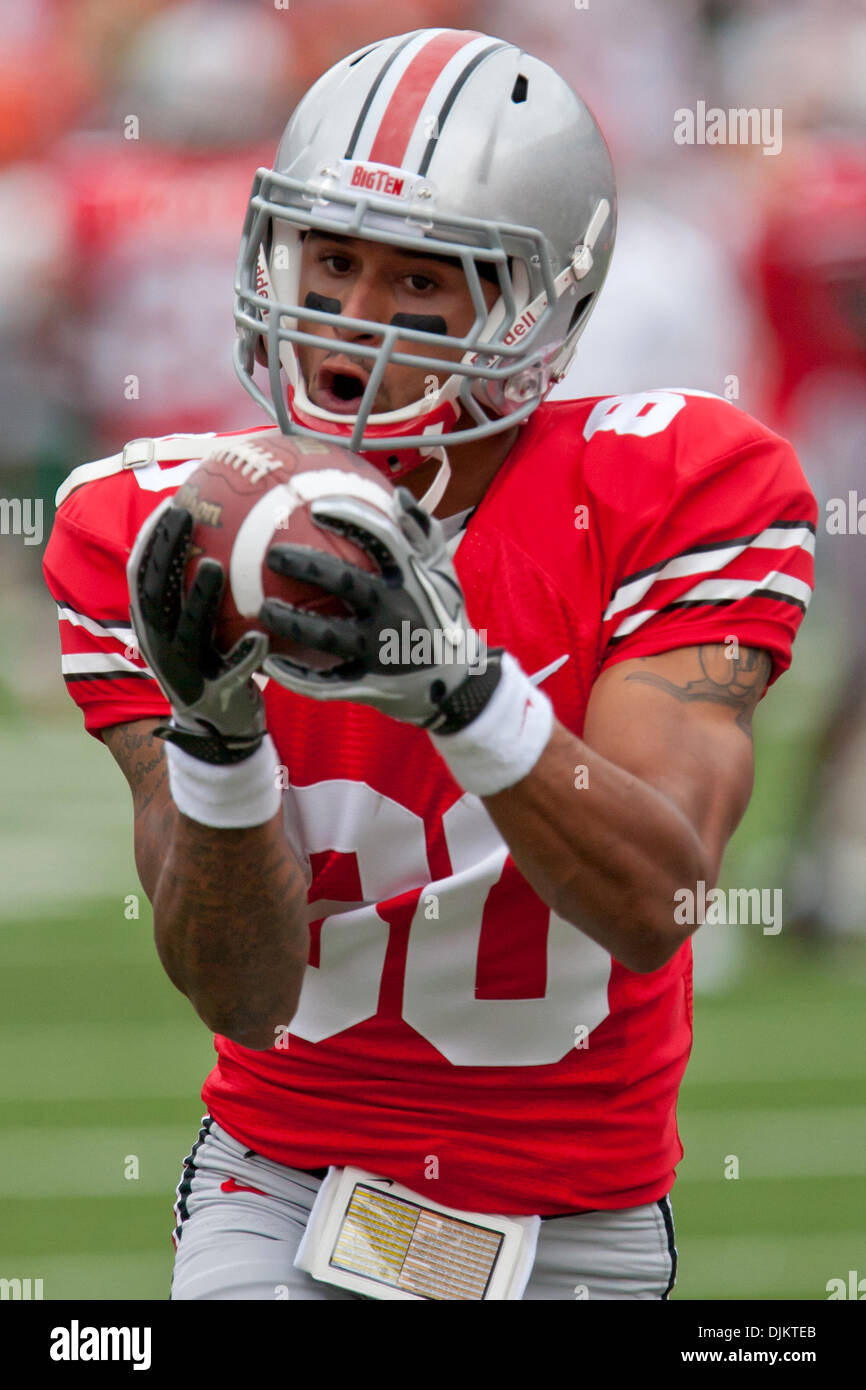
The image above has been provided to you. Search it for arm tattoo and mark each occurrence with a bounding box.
[162,815,308,1039]
[102,722,169,818]
[624,645,772,737]
[103,721,308,1039]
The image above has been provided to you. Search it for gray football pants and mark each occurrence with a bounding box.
[170,1117,677,1301]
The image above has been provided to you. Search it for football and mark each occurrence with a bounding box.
[172,432,395,669]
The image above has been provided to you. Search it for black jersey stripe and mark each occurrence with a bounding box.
[344,30,421,160]
[659,591,808,613]
[417,41,510,177]
[63,670,155,683]
[750,588,809,611]
[660,590,810,614]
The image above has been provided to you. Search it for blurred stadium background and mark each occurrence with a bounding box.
[1,0,864,1300]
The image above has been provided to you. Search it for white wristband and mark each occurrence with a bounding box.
[430,653,554,796]
[165,734,283,828]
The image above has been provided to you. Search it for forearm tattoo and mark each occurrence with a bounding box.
[104,720,307,1036]
[103,722,170,819]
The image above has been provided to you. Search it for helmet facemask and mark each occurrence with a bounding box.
[233,162,603,465]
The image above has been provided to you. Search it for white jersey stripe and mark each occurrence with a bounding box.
[57,604,137,647]
[684,570,813,607]
[61,652,153,677]
[610,569,814,640]
[604,526,815,623]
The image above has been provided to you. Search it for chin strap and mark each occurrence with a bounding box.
[415,446,451,514]
[286,381,453,513]
[359,442,451,514]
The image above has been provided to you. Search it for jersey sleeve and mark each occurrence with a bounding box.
[42,492,170,740]
[595,401,817,684]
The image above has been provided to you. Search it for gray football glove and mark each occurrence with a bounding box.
[260,488,503,731]
[127,497,269,764]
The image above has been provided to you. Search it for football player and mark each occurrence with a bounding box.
[44,28,816,1300]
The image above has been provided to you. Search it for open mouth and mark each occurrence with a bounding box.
[330,373,364,402]
[314,361,369,414]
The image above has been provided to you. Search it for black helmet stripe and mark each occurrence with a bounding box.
[344,30,421,160]
[417,41,511,177]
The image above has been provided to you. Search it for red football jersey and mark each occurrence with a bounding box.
[43,391,816,1214]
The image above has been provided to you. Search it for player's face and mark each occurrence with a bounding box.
[296,230,500,415]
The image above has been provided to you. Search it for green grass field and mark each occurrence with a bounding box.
[1,710,864,1300]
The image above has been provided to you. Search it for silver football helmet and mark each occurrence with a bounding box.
[234,27,616,476]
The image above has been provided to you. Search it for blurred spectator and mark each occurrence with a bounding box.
[41,1,297,453]
[712,1,866,133]
[551,197,754,404]
[0,0,92,164]
[752,137,866,937]
[478,0,709,169]
[1,1,486,465]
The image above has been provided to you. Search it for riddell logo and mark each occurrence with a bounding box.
[350,165,406,197]
[465,305,540,366]
[503,308,538,346]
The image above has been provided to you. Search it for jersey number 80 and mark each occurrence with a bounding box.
[287,782,612,1068]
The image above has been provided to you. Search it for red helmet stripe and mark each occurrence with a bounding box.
[368,30,483,169]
